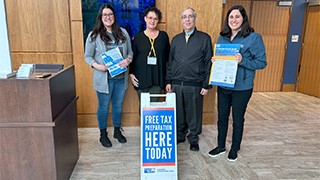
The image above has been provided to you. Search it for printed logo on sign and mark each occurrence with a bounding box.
[144,168,156,173]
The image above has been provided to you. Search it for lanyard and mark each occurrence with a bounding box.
[146,31,157,57]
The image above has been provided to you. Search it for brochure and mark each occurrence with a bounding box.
[101,47,127,77]
[209,44,241,88]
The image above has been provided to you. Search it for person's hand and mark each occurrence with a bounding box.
[166,84,172,93]
[200,88,208,96]
[235,53,242,64]
[119,57,131,68]
[130,74,139,87]
[211,57,216,63]
[92,62,109,72]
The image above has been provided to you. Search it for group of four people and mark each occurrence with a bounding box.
[84,4,267,162]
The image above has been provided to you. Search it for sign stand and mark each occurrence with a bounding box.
[140,93,178,180]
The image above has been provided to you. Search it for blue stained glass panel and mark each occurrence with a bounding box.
[82,0,155,41]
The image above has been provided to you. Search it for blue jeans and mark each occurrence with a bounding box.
[96,78,126,129]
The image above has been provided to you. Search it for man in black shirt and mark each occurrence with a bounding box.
[166,7,213,151]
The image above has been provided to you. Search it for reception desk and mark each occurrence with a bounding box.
[0,65,79,180]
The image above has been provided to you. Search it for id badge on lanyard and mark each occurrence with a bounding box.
[147,31,157,65]
[147,56,157,65]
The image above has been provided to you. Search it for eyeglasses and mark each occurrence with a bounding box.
[102,13,114,18]
[147,16,159,21]
[181,15,195,20]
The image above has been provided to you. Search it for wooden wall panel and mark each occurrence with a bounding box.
[297,6,320,97]
[11,54,73,70]
[166,0,223,43]
[251,1,290,91]
[156,0,167,24]
[70,0,83,21]
[5,0,71,52]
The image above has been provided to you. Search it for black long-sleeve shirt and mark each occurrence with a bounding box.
[130,31,170,90]
[166,28,213,89]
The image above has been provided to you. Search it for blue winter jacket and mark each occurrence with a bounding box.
[217,32,267,90]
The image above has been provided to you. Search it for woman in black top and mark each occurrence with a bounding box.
[129,7,170,109]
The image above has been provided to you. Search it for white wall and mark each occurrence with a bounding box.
[0,0,13,77]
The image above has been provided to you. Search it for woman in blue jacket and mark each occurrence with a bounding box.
[208,5,267,161]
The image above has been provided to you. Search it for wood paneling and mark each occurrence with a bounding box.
[5,0,71,52]
[251,1,290,91]
[156,0,167,24]
[11,53,73,70]
[282,84,295,92]
[70,0,83,21]
[166,0,223,43]
[297,6,320,97]
[6,0,74,73]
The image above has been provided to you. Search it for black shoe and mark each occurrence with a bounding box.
[114,127,127,143]
[99,129,112,147]
[190,143,199,151]
[227,149,238,161]
[177,139,186,144]
[208,147,226,157]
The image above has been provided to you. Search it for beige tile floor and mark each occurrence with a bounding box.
[70,92,320,180]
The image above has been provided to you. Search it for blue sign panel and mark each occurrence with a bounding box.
[142,107,175,166]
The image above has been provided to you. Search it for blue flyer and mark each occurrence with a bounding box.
[101,47,127,77]
[209,44,241,88]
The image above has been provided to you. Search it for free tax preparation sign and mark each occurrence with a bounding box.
[141,107,177,180]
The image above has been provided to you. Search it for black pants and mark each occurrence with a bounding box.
[217,87,253,151]
[172,84,203,145]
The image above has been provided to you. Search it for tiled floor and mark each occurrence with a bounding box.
[70,92,320,180]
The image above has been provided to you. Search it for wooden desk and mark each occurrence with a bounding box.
[0,65,79,180]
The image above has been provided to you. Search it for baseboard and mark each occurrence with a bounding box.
[282,84,295,91]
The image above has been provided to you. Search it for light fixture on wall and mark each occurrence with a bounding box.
[278,1,292,6]
[307,0,320,6]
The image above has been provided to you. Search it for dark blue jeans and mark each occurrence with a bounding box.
[217,87,253,151]
[96,78,126,129]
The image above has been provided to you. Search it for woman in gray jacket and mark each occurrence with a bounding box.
[84,3,133,148]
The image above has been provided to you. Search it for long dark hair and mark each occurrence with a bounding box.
[220,5,254,38]
[90,3,126,44]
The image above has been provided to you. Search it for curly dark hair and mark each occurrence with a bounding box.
[220,5,254,38]
[90,3,126,45]
[143,7,162,21]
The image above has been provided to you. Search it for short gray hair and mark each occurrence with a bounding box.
[181,7,196,18]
